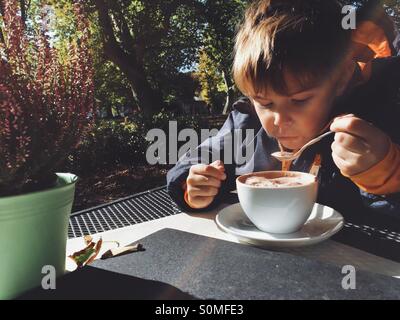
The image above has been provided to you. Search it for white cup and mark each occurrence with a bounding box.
[236,171,318,234]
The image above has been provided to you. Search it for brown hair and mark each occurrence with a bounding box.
[233,0,352,97]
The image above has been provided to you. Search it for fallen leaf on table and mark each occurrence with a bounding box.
[101,243,145,260]
[84,235,93,245]
[68,237,103,268]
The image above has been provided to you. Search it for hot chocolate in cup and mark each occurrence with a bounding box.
[236,171,318,234]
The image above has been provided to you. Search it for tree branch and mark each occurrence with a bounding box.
[114,2,136,54]
[93,0,163,115]
[93,0,136,68]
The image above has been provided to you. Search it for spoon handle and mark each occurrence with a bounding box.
[300,131,334,152]
[272,131,335,162]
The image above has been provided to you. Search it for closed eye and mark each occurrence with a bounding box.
[257,102,273,109]
[292,97,311,105]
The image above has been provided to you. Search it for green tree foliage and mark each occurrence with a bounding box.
[195,49,226,114]
[2,0,399,117]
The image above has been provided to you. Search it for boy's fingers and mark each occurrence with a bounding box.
[191,164,226,180]
[331,151,352,174]
[333,132,369,154]
[334,113,355,120]
[187,175,222,188]
[330,116,374,141]
[210,160,225,171]
[188,186,219,197]
[331,140,361,163]
[187,195,214,209]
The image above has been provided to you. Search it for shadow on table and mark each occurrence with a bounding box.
[333,211,400,263]
[17,266,197,300]
[187,192,239,221]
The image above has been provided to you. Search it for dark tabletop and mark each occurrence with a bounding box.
[19,228,400,300]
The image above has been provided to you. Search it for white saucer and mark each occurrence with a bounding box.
[215,203,344,248]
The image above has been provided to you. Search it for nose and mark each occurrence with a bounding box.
[273,111,293,128]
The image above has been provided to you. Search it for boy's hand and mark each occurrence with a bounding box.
[186,160,227,209]
[330,115,390,176]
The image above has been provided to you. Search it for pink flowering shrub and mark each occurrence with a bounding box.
[0,0,94,196]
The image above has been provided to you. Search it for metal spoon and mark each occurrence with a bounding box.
[271,131,334,162]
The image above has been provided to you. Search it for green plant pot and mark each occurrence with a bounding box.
[0,173,77,299]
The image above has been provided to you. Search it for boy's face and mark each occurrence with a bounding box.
[250,67,352,150]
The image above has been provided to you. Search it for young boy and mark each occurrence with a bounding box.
[167,0,400,220]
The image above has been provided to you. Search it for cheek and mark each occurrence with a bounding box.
[256,110,275,133]
[301,100,332,134]
[298,115,318,132]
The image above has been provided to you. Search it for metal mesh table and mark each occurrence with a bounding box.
[69,186,400,244]
[68,185,400,267]
[68,186,182,239]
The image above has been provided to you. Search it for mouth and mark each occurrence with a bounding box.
[276,136,297,140]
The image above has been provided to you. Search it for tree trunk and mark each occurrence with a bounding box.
[110,52,162,116]
[222,70,235,115]
[104,104,113,118]
[94,0,163,116]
